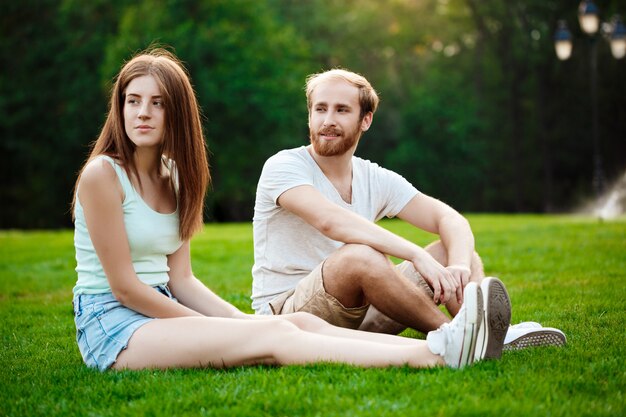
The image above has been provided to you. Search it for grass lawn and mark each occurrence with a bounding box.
[1,215,625,416]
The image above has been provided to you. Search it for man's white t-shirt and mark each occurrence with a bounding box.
[251,146,419,314]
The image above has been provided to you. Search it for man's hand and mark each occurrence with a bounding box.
[411,253,460,305]
[446,264,472,304]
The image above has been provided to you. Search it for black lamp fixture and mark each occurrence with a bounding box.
[554,1,626,60]
[553,1,624,197]
[554,20,573,60]
[609,15,626,59]
[578,0,600,35]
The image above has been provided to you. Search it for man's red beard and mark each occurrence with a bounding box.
[309,125,362,157]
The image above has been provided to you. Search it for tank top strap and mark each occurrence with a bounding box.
[162,157,179,194]
[97,155,135,199]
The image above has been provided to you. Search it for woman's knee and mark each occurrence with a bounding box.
[282,312,328,332]
[256,318,314,364]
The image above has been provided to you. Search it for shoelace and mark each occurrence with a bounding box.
[437,322,454,355]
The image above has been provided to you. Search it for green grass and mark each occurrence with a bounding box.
[1,215,625,416]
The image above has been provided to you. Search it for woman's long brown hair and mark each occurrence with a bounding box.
[73,48,210,241]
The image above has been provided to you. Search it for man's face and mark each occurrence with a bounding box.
[308,79,367,157]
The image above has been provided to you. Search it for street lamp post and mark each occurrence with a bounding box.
[554,1,626,198]
[580,1,604,197]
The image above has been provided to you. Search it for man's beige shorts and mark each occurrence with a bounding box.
[268,260,433,329]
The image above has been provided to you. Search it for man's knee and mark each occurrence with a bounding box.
[424,240,484,280]
[322,244,389,307]
[470,252,484,280]
[424,240,448,265]
[332,244,388,274]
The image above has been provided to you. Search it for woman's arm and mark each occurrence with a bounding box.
[78,159,202,318]
[166,241,248,319]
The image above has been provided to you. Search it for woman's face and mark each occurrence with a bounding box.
[123,75,165,150]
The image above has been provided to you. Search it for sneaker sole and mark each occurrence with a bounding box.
[457,282,483,368]
[474,300,488,361]
[482,278,511,359]
[504,329,567,350]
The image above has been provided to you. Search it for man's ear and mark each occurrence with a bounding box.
[361,112,373,132]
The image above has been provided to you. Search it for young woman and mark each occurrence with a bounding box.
[71,48,483,372]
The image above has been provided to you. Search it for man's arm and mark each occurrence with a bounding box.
[277,185,458,304]
[396,193,475,301]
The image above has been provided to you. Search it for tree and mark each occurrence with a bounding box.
[99,0,312,221]
[1,0,123,228]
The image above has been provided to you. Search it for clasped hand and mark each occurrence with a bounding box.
[412,254,471,305]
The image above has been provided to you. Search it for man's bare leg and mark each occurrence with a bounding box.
[358,240,485,334]
[322,244,449,333]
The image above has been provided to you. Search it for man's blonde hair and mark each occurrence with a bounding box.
[305,69,379,119]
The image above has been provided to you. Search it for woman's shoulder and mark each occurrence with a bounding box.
[79,156,122,190]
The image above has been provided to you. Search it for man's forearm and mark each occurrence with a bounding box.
[438,213,475,268]
[321,205,426,262]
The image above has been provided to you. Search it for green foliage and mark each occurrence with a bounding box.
[1,216,625,416]
[98,0,312,220]
[1,1,625,227]
[1,0,130,228]
[389,69,488,209]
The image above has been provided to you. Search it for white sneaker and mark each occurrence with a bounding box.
[504,322,567,350]
[474,277,512,361]
[427,282,482,369]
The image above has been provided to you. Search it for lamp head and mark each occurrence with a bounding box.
[610,15,626,59]
[554,20,573,60]
[578,0,600,35]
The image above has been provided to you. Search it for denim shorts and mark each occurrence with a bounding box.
[72,285,175,372]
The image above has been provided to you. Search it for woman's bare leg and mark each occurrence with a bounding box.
[113,316,442,370]
[275,312,421,346]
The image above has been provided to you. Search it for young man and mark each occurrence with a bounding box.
[251,69,565,356]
